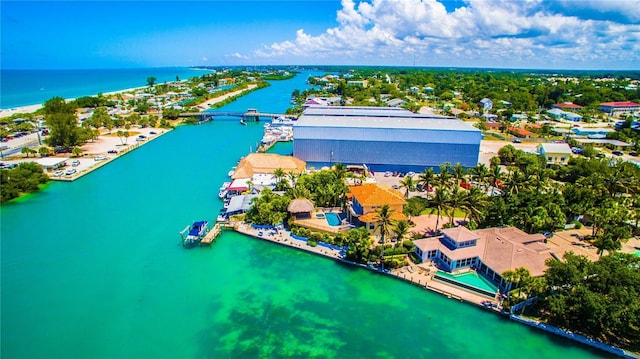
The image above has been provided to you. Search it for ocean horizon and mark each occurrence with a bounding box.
[0,67,214,109]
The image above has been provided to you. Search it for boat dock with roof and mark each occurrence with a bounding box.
[180,221,224,247]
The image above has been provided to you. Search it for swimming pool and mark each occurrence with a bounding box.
[434,271,498,297]
[325,212,342,226]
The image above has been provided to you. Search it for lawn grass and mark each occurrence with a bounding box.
[419,207,466,218]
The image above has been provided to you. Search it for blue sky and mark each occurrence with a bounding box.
[2,0,639,70]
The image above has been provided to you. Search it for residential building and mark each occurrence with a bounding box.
[480,98,493,112]
[599,101,640,116]
[347,183,406,230]
[293,106,482,172]
[538,143,572,165]
[347,80,368,87]
[413,226,553,291]
[552,102,583,111]
[547,108,583,122]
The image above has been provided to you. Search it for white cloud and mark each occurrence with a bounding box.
[202,56,208,62]
[240,0,640,69]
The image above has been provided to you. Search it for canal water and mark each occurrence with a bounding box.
[0,71,610,358]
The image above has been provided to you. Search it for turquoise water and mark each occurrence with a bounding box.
[326,212,341,226]
[0,71,612,358]
[436,270,498,294]
[1,67,214,109]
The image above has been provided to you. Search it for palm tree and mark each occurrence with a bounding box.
[332,163,347,181]
[488,164,503,196]
[461,187,488,226]
[470,163,489,190]
[447,186,465,226]
[393,220,410,244]
[374,204,395,271]
[451,162,467,186]
[273,168,285,182]
[418,167,436,197]
[399,175,416,199]
[438,163,452,188]
[431,187,450,231]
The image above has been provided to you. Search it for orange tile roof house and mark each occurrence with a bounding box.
[413,226,554,292]
[348,183,406,230]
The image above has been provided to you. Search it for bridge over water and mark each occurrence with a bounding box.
[179,109,292,122]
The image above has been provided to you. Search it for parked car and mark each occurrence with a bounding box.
[64,168,76,176]
[512,138,522,143]
[71,160,80,167]
[94,156,107,161]
[53,170,64,177]
[612,150,623,156]
[629,152,638,157]
[107,150,117,154]
[149,131,157,135]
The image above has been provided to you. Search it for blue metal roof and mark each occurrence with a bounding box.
[295,106,480,132]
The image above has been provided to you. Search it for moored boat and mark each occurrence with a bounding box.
[181,220,209,248]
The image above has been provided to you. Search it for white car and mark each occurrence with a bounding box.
[53,170,64,177]
[64,168,76,176]
[94,156,106,161]
[71,160,80,167]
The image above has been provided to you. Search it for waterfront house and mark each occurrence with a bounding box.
[538,143,572,165]
[347,183,406,230]
[413,226,553,291]
[225,194,258,217]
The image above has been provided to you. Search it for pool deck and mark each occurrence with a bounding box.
[232,220,502,311]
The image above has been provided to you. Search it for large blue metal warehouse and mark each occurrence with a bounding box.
[293,106,482,172]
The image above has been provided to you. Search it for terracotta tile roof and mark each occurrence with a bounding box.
[553,103,583,110]
[359,211,407,223]
[232,153,306,179]
[508,126,534,137]
[349,183,406,207]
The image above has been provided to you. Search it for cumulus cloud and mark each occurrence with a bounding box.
[242,0,640,69]
[202,56,208,62]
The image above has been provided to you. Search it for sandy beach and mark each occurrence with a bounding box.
[1,83,262,181]
[0,82,257,118]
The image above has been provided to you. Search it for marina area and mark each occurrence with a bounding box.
[0,70,616,359]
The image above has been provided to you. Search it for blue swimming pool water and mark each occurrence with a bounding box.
[325,212,341,226]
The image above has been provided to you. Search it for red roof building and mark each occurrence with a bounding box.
[552,102,583,111]
[599,101,640,116]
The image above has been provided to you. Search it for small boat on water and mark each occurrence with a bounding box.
[240,119,247,125]
[228,167,236,177]
[216,209,227,222]
[181,220,209,248]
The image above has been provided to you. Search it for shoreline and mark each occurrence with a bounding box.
[232,222,500,307]
[231,222,637,358]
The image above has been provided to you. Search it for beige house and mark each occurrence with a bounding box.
[538,143,572,165]
[413,226,553,292]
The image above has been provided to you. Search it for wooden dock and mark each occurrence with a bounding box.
[200,223,223,245]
